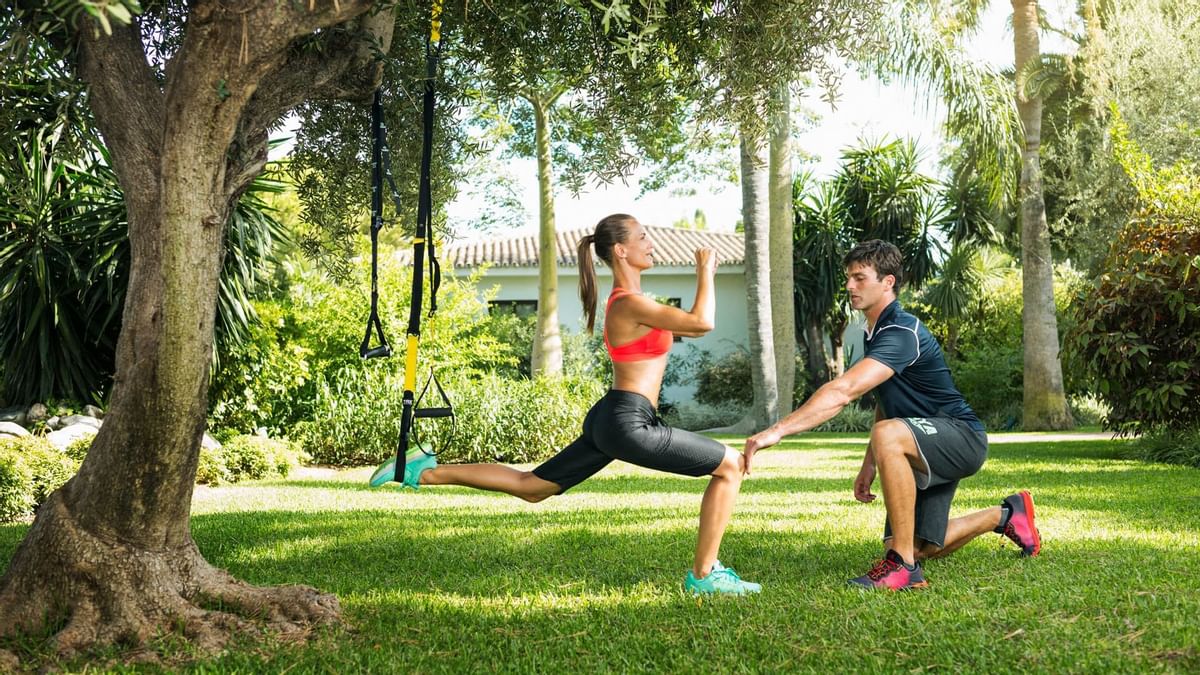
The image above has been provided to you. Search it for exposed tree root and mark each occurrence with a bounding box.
[0,494,340,667]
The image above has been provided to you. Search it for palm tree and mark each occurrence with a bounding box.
[769,84,796,414]
[1012,0,1074,429]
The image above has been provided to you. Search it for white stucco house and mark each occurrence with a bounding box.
[440,225,749,402]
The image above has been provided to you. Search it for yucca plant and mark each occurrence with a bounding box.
[0,129,290,403]
[0,132,126,403]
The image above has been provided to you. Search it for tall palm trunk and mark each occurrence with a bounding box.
[1012,0,1073,429]
[734,129,779,431]
[769,84,796,414]
[529,96,563,377]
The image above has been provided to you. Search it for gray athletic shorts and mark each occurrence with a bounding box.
[882,416,988,548]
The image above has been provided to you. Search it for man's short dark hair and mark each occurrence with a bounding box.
[843,239,903,292]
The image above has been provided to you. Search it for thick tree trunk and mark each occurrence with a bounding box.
[0,2,390,663]
[529,97,564,377]
[1012,0,1074,430]
[768,85,796,414]
[711,130,777,434]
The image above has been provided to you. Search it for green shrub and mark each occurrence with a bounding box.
[663,402,746,432]
[0,437,80,519]
[1126,428,1200,469]
[196,445,232,485]
[221,435,304,481]
[428,374,607,465]
[1068,394,1110,428]
[299,368,607,467]
[947,344,1023,430]
[64,435,93,461]
[209,261,520,436]
[814,404,876,433]
[23,441,79,505]
[295,366,407,466]
[0,449,33,522]
[1066,218,1200,434]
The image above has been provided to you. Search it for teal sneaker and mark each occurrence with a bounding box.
[368,450,437,489]
[684,561,761,596]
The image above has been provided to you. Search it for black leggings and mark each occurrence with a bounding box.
[532,389,728,493]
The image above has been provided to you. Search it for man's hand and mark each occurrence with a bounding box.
[853,460,877,503]
[742,427,782,475]
[695,247,717,275]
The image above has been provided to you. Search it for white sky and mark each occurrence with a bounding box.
[444,0,1079,239]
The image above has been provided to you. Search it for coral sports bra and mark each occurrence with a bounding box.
[604,288,674,362]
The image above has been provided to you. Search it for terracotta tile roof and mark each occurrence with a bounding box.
[421,226,744,268]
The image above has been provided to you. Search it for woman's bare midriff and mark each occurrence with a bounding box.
[611,356,669,408]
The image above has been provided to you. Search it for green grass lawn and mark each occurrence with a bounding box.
[3,433,1199,672]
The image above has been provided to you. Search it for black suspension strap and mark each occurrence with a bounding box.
[360,89,393,360]
[392,1,453,482]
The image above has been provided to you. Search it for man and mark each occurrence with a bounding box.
[744,240,1040,590]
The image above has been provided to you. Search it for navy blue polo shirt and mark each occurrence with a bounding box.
[863,300,984,432]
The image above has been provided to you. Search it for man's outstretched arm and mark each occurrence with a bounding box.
[742,357,894,472]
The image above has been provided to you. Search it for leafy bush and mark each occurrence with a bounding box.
[209,261,520,435]
[1066,214,1199,432]
[1126,428,1200,469]
[22,440,79,505]
[946,344,1023,430]
[196,445,232,486]
[298,369,607,467]
[294,366,406,467]
[64,435,93,461]
[1068,394,1110,428]
[814,404,876,433]
[222,435,305,481]
[1066,218,1200,434]
[663,402,747,432]
[0,450,33,522]
[195,435,305,485]
[430,374,607,465]
[0,436,80,521]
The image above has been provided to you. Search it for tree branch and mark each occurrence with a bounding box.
[227,7,396,195]
[76,17,165,210]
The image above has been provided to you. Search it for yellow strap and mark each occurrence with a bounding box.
[430,1,443,43]
[412,237,425,244]
[404,335,420,391]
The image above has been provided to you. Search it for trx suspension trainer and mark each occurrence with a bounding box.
[361,1,454,484]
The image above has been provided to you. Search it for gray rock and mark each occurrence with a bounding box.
[202,433,222,450]
[60,415,103,430]
[0,405,27,427]
[82,404,104,419]
[0,421,30,438]
[46,416,61,430]
[27,403,49,424]
[47,424,98,450]
[254,427,269,437]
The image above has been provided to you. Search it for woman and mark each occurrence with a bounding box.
[371,214,759,596]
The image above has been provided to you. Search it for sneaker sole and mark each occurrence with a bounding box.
[1019,490,1041,557]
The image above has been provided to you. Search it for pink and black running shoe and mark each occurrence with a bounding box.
[1000,490,1041,556]
[848,550,928,591]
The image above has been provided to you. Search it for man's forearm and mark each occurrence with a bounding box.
[769,382,852,437]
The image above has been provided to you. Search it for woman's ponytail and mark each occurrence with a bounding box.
[578,214,635,333]
[578,234,598,332]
